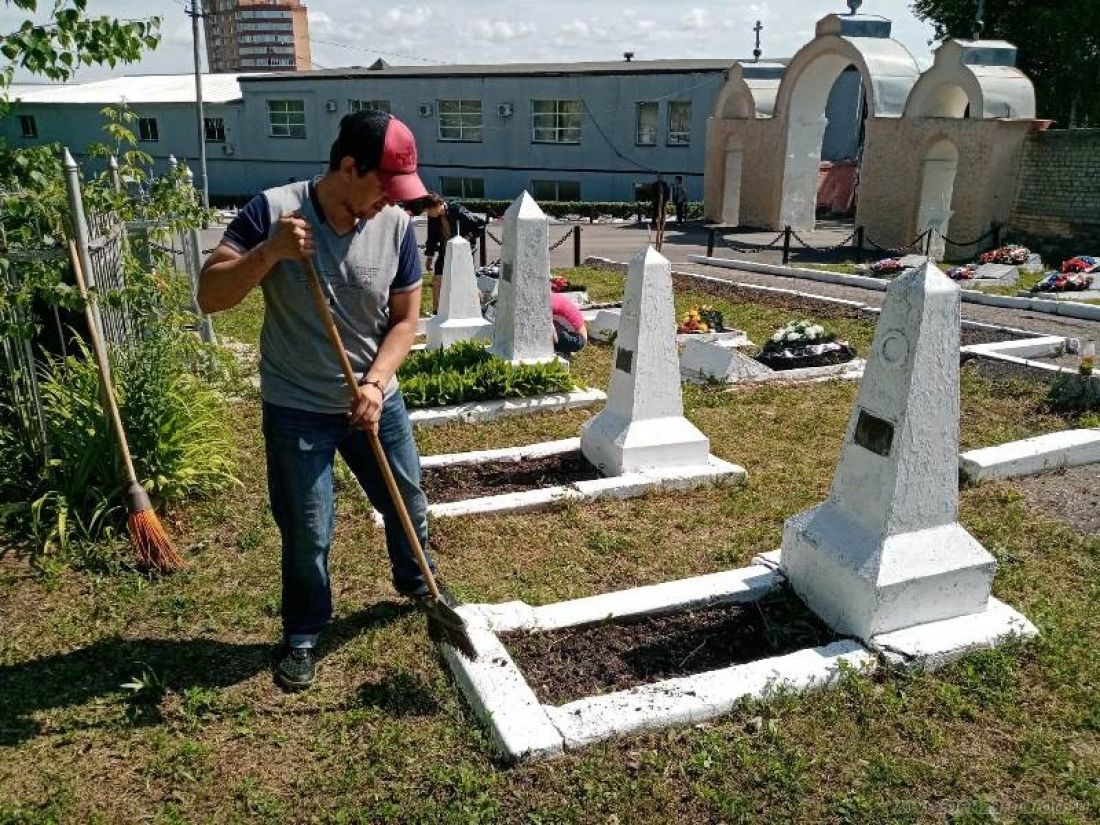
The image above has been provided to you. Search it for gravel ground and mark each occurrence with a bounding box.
[1010,465,1100,536]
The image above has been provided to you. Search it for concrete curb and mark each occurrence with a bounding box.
[688,255,1100,321]
[960,428,1100,482]
[408,387,606,428]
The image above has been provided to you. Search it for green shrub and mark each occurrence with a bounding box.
[0,325,237,561]
[397,340,575,409]
[1046,373,1100,414]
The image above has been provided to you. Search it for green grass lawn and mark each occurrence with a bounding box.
[2,270,1097,822]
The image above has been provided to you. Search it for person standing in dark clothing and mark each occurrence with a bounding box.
[650,174,670,225]
[671,175,688,225]
[422,193,487,313]
[650,173,670,251]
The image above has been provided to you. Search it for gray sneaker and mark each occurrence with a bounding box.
[275,646,315,691]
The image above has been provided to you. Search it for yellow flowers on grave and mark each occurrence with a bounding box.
[677,305,725,335]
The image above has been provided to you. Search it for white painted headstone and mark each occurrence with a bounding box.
[680,338,770,383]
[780,261,996,641]
[588,308,621,342]
[491,192,555,365]
[426,236,493,350]
[580,247,710,474]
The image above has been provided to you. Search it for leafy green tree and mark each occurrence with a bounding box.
[1,0,160,98]
[911,0,1099,127]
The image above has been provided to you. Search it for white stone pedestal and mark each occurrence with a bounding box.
[427,236,493,350]
[492,192,555,365]
[581,247,711,475]
[780,262,999,641]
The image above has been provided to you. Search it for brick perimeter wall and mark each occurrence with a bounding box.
[1009,129,1100,258]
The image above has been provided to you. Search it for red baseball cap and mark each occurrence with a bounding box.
[376,115,428,202]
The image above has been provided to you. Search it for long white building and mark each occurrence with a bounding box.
[2,59,862,202]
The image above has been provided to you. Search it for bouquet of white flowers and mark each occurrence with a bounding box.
[757,319,854,371]
[765,320,834,348]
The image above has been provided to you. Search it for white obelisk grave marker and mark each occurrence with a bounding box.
[491,191,555,365]
[581,246,711,474]
[781,262,996,641]
[426,236,492,350]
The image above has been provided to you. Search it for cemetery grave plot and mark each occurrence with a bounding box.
[502,587,837,705]
[420,450,602,502]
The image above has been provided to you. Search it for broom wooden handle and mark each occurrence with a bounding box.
[301,257,441,601]
[66,240,140,486]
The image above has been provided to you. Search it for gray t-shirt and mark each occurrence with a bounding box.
[221,179,421,414]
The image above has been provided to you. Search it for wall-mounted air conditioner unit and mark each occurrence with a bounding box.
[418,102,434,117]
[324,99,338,112]
[496,103,514,118]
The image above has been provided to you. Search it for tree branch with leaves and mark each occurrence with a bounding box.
[1,0,160,100]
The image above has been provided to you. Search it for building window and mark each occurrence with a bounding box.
[438,99,482,142]
[204,117,226,142]
[348,99,391,114]
[18,115,37,138]
[267,99,306,138]
[668,101,691,145]
[138,117,159,142]
[635,102,657,146]
[532,99,582,144]
[439,176,485,199]
[532,179,580,201]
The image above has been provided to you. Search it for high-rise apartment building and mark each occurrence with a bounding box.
[203,0,311,73]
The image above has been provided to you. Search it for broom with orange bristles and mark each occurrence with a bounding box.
[66,239,183,573]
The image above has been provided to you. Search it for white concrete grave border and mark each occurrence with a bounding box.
[408,387,606,429]
[440,550,1034,763]
[960,428,1100,482]
[961,335,1100,384]
[369,437,743,525]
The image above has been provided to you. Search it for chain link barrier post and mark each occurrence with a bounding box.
[707,227,716,258]
[479,227,487,267]
[782,226,792,264]
[573,224,581,267]
[855,226,865,263]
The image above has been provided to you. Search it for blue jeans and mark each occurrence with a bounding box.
[262,392,432,647]
[554,321,586,356]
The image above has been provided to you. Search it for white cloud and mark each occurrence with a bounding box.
[464,20,537,43]
[376,7,433,33]
[681,9,709,30]
[308,10,334,37]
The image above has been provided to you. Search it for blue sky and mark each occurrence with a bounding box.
[4,1,938,81]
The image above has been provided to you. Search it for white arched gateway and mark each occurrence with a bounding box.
[703,62,784,227]
[773,13,920,231]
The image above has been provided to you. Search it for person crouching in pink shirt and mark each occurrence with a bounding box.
[550,292,588,358]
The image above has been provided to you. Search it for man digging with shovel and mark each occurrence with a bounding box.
[199,112,473,691]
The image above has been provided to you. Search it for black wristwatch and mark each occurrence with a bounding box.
[357,376,385,395]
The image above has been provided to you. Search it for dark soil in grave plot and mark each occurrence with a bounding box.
[1010,464,1100,536]
[963,355,1070,386]
[420,451,602,503]
[959,327,1035,346]
[502,587,840,705]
